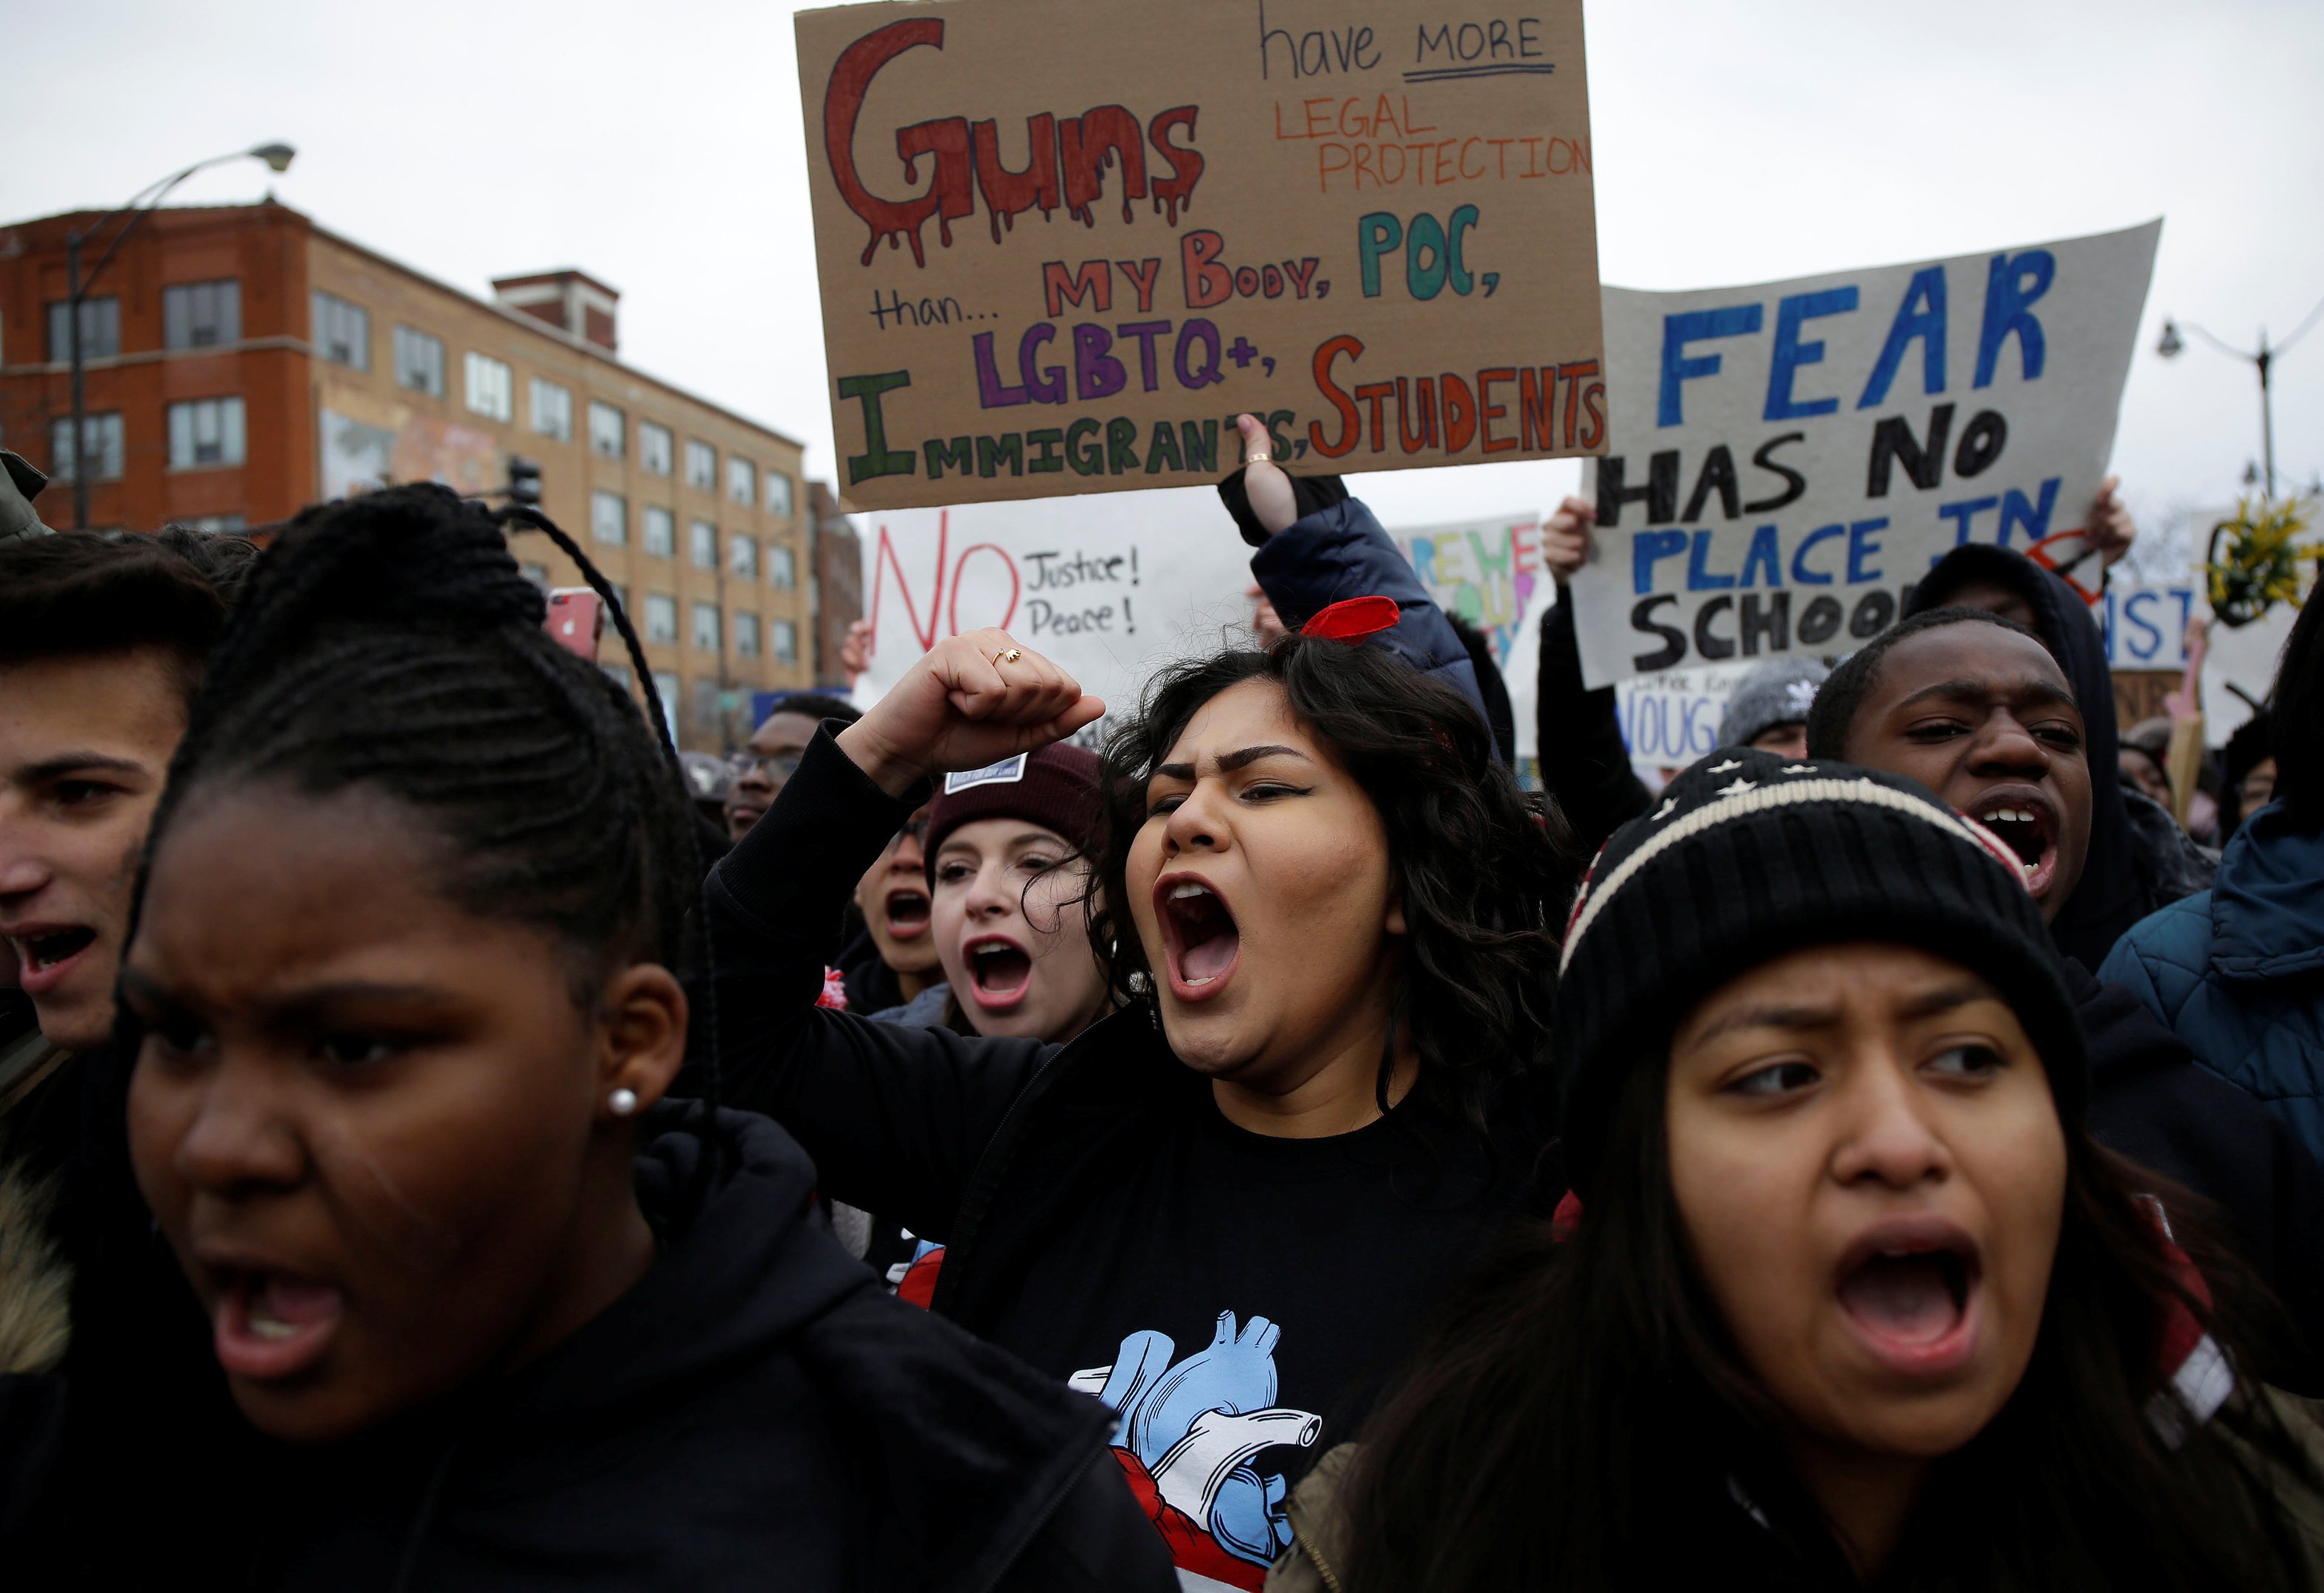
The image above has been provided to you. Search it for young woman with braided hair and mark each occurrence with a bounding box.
[30,485,1169,1591]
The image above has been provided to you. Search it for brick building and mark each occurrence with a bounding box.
[808,479,864,687]
[0,199,818,751]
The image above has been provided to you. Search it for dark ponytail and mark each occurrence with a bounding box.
[140,484,699,1018]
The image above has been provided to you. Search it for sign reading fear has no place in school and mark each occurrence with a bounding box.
[794,0,1606,510]
[1566,222,2161,689]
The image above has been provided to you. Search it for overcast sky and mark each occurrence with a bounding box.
[9,0,2319,571]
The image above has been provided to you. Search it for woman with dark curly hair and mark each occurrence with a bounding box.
[708,571,1572,1585]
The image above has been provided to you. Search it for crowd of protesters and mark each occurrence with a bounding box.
[2,394,2323,1592]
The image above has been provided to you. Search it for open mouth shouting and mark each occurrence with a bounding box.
[1967,788,2059,899]
[882,884,931,942]
[200,1251,347,1382]
[6,923,99,996]
[1154,873,1241,1002]
[961,933,1035,1011]
[1833,1215,1983,1379]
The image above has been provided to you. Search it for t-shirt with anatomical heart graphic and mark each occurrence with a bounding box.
[964,1090,1517,1592]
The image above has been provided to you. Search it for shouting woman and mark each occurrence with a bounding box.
[1271,749,2324,1592]
[708,615,1568,1587]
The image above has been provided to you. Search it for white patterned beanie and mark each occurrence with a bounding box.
[1554,748,2083,1193]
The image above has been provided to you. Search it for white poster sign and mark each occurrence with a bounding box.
[1612,662,1751,772]
[1567,221,2160,687]
[2098,582,2203,673]
[853,486,1257,736]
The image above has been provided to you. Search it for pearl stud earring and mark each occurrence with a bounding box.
[608,1087,639,1117]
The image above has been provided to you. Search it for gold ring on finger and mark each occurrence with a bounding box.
[994,648,1023,665]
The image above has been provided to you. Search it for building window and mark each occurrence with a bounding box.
[608,583,631,620]
[163,281,240,350]
[766,469,794,518]
[530,378,572,440]
[684,439,716,490]
[464,352,513,421]
[692,676,724,731]
[644,594,679,645]
[692,601,721,653]
[600,661,632,693]
[651,670,681,732]
[769,544,797,591]
[49,412,125,481]
[639,422,673,476]
[175,513,249,534]
[726,455,755,507]
[519,561,550,590]
[688,519,716,569]
[729,533,757,579]
[591,489,627,546]
[735,611,760,657]
[642,504,675,558]
[167,398,247,469]
[311,291,370,369]
[772,619,799,663]
[46,296,121,361]
[393,325,445,396]
[589,401,625,460]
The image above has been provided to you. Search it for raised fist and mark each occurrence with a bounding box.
[836,629,1103,797]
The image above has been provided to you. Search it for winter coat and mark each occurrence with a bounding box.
[2102,805,2324,1166]
[1251,496,1488,732]
[1905,544,2213,968]
[1263,1392,2324,1592]
[21,1100,1173,1593]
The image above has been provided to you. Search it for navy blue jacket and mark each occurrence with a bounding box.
[2102,805,2324,1165]
[1250,497,1487,731]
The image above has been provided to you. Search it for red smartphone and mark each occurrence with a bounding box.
[545,587,606,662]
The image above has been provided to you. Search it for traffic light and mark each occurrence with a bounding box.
[506,456,542,507]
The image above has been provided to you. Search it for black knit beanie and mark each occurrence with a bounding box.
[1555,748,2084,1195]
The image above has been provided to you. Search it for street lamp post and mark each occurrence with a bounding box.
[2157,291,2324,503]
[63,142,295,530]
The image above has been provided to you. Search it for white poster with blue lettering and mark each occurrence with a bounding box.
[1567,221,2161,688]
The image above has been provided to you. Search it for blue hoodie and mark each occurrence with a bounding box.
[2101,803,2324,1165]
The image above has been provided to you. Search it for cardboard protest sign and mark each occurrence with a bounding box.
[1565,221,2160,688]
[794,0,1605,511]
[853,486,1258,731]
[1387,510,1547,752]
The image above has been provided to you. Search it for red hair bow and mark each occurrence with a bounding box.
[1300,595,1401,642]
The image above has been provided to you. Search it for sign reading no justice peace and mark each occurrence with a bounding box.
[795,0,1606,512]
[1566,222,2160,688]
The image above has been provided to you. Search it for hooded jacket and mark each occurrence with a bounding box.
[25,1101,1173,1593]
[2102,805,2324,1164]
[1905,543,2214,968]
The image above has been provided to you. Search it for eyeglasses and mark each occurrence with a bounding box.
[727,750,805,785]
[891,815,930,847]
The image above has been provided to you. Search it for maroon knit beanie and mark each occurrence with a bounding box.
[923,741,1106,885]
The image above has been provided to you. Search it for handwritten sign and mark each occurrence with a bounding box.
[1565,222,2160,687]
[853,485,1257,728]
[794,0,1605,511]
[1612,663,1749,771]
[2098,582,2201,672]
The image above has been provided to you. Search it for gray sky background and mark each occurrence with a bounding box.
[8,0,2320,574]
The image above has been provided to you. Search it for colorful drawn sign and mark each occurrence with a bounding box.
[1565,221,2160,687]
[794,0,1605,510]
[1389,510,1548,752]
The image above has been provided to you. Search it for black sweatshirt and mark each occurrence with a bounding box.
[21,1100,1171,1592]
[706,729,1542,1589]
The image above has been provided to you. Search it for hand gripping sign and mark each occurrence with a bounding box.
[795,0,1606,510]
[1565,222,2160,688]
